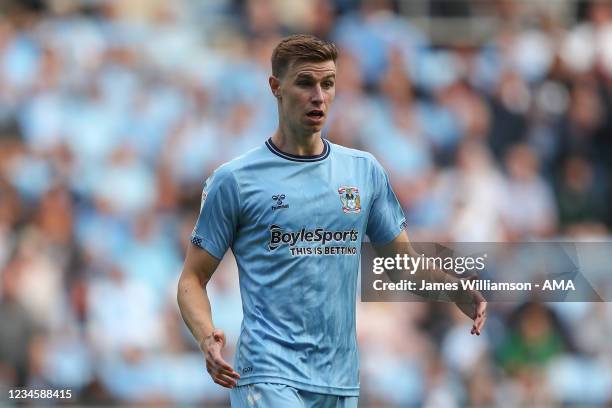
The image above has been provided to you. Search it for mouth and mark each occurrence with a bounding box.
[306,109,325,122]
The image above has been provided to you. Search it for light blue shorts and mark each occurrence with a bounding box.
[229,383,358,408]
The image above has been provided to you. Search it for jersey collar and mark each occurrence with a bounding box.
[265,138,330,163]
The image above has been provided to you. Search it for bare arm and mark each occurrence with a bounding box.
[177,243,217,342]
[376,230,487,335]
[177,244,240,387]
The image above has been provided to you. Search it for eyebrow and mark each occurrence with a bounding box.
[295,73,336,80]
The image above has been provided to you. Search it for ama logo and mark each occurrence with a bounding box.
[271,194,289,211]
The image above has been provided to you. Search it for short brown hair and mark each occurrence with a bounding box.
[271,34,338,78]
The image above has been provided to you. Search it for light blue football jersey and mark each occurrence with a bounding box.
[191,138,406,396]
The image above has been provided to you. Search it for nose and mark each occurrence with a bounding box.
[310,84,324,105]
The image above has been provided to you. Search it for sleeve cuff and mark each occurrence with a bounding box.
[190,234,225,261]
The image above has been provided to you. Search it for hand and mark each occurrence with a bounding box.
[456,277,487,336]
[200,329,241,388]
[469,297,487,335]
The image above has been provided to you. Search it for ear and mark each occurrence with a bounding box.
[269,75,281,99]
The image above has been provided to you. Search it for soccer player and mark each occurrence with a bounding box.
[177,34,486,407]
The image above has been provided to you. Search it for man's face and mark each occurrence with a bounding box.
[270,60,336,133]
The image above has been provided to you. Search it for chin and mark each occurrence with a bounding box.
[304,122,325,132]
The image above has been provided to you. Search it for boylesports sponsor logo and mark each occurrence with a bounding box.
[268,224,359,255]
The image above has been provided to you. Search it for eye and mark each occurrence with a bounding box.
[322,81,334,89]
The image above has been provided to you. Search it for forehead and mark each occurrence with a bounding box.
[286,60,336,79]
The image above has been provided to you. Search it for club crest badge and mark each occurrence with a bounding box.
[338,186,361,214]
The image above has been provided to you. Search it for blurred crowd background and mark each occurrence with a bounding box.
[0,0,611,406]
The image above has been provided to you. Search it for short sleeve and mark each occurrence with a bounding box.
[191,167,241,260]
[366,158,407,244]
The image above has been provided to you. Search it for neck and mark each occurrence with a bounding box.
[271,123,323,156]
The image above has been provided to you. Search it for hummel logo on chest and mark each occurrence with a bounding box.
[271,194,289,211]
